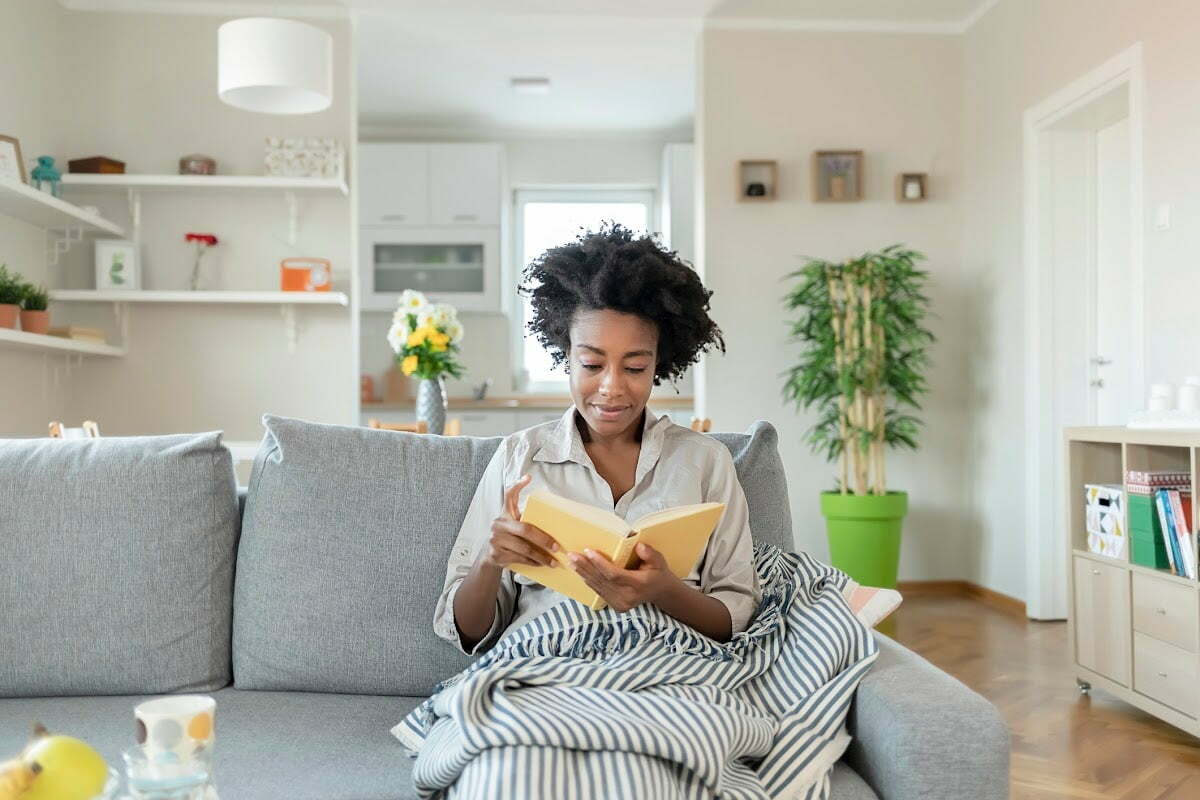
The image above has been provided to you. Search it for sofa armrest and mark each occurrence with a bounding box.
[843,633,1009,800]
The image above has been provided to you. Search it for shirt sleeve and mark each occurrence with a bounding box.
[432,440,520,655]
[699,443,762,635]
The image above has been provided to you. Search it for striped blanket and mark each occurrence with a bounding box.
[392,546,878,799]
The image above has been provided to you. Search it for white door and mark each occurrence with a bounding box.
[1093,118,1134,424]
[359,144,430,226]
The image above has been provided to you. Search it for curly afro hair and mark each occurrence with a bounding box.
[519,223,724,386]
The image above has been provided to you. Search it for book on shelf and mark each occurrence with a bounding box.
[1167,489,1195,580]
[46,325,106,343]
[1126,470,1192,491]
[1154,490,1181,574]
[516,490,725,610]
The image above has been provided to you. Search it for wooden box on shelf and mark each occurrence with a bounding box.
[68,156,125,174]
[812,150,863,202]
[896,172,928,202]
[736,160,777,202]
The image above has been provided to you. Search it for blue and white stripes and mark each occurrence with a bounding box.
[392,546,877,799]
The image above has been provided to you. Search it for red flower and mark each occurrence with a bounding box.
[185,233,219,246]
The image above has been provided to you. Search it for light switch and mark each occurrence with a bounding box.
[1155,203,1171,230]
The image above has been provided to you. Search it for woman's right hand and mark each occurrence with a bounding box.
[482,474,560,569]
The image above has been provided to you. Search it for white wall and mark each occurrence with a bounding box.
[1,8,356,440]
[699,29,968,577]
[0,0,71,435]
[963,0,1200,600]
[357,136,690,399]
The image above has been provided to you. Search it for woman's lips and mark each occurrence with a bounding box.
[591,403,629,420]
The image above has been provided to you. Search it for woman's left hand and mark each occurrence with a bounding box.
[569,543,679,612]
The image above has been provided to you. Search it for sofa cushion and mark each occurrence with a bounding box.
[0,433,238,696]
[711,421,794,551]
[232,415,501,696]
[233,414,793,696]
[0,691,874,800]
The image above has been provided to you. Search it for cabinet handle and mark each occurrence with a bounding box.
[452,214,478,222]
[1091,569,1101,575]
[1156,607,1168,615]
[1158,671,1169,678]
[380,213,407,221]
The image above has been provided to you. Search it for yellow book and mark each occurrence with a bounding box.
[515,490,726,610]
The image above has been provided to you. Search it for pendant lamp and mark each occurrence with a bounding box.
[218,17,332,115]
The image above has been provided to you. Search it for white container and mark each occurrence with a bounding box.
[1180,384,1200,413]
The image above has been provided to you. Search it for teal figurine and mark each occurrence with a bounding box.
[31,156,62,198]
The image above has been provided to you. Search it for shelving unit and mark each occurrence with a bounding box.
[0,328,125,357]
[0,176,125,267]
[50,290,350,353]
[1067,427,1200,735]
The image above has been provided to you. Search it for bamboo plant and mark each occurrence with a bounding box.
[783,245,934,496]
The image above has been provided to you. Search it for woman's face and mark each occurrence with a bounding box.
[567,308,658,439]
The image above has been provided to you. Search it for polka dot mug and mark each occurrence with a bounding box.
[134,695,216,767]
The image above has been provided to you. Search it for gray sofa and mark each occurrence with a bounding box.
[0,415,1009,799]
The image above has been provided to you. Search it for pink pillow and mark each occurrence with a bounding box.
[841,580,903,627]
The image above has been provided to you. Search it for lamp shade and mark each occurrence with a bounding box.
[218,17,332,115]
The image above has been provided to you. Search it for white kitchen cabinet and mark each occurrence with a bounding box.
[429,144,502,226]
[358,144,429,226]
[360,225,501,312]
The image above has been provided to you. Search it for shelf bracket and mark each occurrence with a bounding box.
[48,225,84,266]
[126,188,142,244]
[283,191,298,247]
[281,304,298,353]
[113,301,129,349]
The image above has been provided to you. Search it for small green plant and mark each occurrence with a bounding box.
[21,282,49,311]
[0,264,25,306]
[783,245,934,496]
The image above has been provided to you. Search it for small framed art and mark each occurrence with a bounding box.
[812,150,863,202]
[0,135,27,183]
[95,239,140,290]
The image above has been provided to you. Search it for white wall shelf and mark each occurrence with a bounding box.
[0,327,126,357]
[50,290,349,306]
[49,290,349,353]
[60,173,348,195]
[0,176,126,266]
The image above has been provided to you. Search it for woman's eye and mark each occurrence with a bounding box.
[581,363,602,371]
[626,367,646,374]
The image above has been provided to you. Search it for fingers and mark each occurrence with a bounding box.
[503,474,532,520]
[492,518,559,554]
[635,542,664,569]
[489,528,557,568]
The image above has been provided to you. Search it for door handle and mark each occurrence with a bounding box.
[1090,356,1112,366]
[452,213,478,222]
[380,213,407,221]
[1090,379,1105,388]
[1090,568,1101,575]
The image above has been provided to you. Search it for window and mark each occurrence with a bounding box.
[514,188,654,392]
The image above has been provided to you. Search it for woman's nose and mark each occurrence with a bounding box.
[599,366,622,395]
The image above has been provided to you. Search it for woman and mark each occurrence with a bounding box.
[433,224,760,655]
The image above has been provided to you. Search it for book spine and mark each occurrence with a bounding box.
[1168,490,1195,579]
[1156,490,1179,574]
[612,533,641,570]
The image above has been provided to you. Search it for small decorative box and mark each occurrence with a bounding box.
[1085,483,1125,559]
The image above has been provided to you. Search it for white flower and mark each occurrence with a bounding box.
[429,303,457,327]
[415,307,436,328]
[445,319,464,344]
[397,289,428,313]
[386,321,407,354]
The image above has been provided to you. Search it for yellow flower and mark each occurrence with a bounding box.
[400,354,418,375]
[406,328,426,348]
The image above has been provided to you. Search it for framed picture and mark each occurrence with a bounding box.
[812,150,864,202]
[0,135,26,183]
[95,240,140,290]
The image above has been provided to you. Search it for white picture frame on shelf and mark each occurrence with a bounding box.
[94,239,140,290]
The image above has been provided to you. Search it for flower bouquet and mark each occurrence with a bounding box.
[386,290,465,433]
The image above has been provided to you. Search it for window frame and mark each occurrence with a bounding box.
[510,185,658,394]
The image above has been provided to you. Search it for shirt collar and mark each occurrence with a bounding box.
[533,404,664,469]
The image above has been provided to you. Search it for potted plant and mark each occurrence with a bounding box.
[386,290,465,435]
[783,245,934,587]
[0,265,23,329]
[20,282,50,334]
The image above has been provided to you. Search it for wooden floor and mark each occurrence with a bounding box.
[889,593,1200,800]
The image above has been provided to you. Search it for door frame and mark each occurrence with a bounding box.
[1023,42,1145,619]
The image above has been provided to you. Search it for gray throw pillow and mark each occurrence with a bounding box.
[232,415,500,696]
[0,433,238,697]
[712,421,795,552]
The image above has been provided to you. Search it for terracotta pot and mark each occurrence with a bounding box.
[20,309,49,335]
[0,304,18,329]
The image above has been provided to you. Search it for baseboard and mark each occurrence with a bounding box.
[896,580,1027,619]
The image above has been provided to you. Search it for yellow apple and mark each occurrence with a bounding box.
[21,735,108,800]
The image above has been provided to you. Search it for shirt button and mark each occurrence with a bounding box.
[457,546,470,559]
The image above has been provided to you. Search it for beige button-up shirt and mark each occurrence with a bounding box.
[433,406,761,655]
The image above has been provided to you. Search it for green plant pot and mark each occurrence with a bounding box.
[819,491,908,589]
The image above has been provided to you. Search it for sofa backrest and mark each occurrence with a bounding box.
[231,414,794,697]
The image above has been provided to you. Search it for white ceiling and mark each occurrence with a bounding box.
[62,0,996,136]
